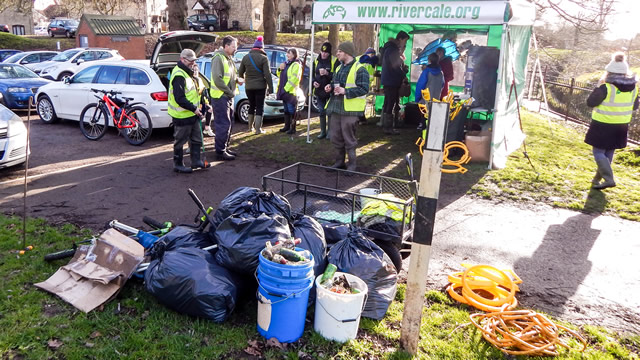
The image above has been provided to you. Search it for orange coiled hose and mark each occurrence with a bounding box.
[446,264,521,312]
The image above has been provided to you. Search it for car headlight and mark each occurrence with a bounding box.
[266,93,277,101]
[7,116,27,137]
[8,87,28,93]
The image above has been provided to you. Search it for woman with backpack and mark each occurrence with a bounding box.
[238,36,274,134]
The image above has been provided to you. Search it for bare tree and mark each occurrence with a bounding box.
[328,24,339,51]
[0,0,32,14]
[532,0,614,34]
[353,24,375,55]
[167,0,188,31]
[263,0,276,44]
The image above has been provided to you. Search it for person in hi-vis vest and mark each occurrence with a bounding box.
[168,49,209,173]
[585,52,639,189]
[323,42,369,172]
[210,36,241,161]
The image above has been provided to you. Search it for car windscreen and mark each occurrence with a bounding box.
[0,64,39,79]
[63,20,79,27]
[51,50,80,62]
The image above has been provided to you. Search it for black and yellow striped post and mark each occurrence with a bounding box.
[400,101,450,354]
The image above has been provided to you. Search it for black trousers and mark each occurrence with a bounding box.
[173,120,203,152]
[382,85,400,114]
[246,88,266,116]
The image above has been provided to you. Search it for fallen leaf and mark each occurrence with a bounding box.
[141,310,150,320]
[201,336,210,346]
[266,337,286,350]
[85,342,95,348]
[90,331,101,339]
[244,339,262,357]
[47,339,63,350]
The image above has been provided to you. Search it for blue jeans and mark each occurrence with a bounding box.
[283,101,296,115]
[593,147,614,163]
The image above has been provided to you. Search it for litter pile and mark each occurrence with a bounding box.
[261,238,311,265]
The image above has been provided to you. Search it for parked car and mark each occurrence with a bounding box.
[195,53,305,123]
[0,50,22,62]
[3,51,59,70]
[188,19,205,31]
[0,104,29,169]
[36,31,218,128]
[34,25,48,36]
[0,24,9,33]
[231,44,319,111]
[188,14,218,31]
[0,63,51,110]
[47,18,78,38]
[33,48,124,81]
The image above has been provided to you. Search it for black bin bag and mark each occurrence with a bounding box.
[320,220,351,245]
[211,187,293,230]
[215,212,291,275]
[292,214,327,278]
[147,226,216,258]
[144,247,242,323]
[327,227,398,320]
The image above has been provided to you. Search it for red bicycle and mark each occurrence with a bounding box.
[79,88,153,145]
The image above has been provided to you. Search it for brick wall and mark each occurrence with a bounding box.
[75,21,146,60]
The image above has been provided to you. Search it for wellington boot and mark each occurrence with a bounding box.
[279,113,291,132]
[382,113,399,135]
[592,158,616,189]
[331,148,346,169]
[173,149,192,173]
[254,115,266,134]
[247,114,255,133]
[190,146,211,169]
[346,148,357,172]
[591,171,602,186]
[317,115,327,139]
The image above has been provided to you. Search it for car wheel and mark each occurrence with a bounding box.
[235,99,249,123]
[65,30,71,38]
[208,25,215,31]
[189,27,195,31]
[57,72,73,81]
[48,30,53,37]
[37,95,59,124]
[311,94,321,113]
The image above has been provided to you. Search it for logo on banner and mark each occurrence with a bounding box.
[323,5,346,20]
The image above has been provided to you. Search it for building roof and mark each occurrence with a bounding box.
[80,14,144,36]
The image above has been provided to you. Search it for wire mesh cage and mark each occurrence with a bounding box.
[262,163,416,245]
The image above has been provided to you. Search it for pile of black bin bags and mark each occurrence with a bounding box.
[144,187,398,323]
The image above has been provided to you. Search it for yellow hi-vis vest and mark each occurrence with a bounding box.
[592,83,638,124]
[209,52,234,99]
[168,66,199,119]
[277,61,301,95]
[355,55,375,82]
[314,55,337,73]
[325,61,367,112]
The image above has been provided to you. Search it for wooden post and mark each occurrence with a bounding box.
[400,102,449,355]
[564,78,575,122]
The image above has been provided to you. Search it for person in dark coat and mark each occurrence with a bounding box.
[238,36,274,134]
[313,42,337,139]
[585,52,639,189]
[380,31,409,135]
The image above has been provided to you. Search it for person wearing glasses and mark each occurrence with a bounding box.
[168,49,209,173]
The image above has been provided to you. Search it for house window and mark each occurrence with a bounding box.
[255,13,261,20]
[12,25,25,35]
[254,8,261,21]
[79,35,89,48]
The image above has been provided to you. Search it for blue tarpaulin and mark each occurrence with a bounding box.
[412,39,460,65]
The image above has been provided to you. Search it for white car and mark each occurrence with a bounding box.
[35,31,218,129]
[34,26,48,36]
[0,104,29,169]
[3,51,59,70]
[33,48,124,81]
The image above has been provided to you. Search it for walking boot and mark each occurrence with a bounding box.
[247,114,255,133]
[190,146,210,169]
[592,158,616,189]
[346,148,357,172]
[591,171,602,186]
[317,114,327,139]
[216,151,235,161]
[286,121,296,134]
[254,115,266,134]
[173,148,193,173]
[279,113,291,132]
[382,113,399,135]
[331,148,346,169]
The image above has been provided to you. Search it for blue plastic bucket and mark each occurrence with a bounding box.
[256,248,315,343]
[258,248,314,279]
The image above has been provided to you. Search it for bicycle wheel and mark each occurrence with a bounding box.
[44,248,76,262]
[122,106,152,145]
[79,103,109,141]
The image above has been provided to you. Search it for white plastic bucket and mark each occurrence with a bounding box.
[359,188,380,209]
[314,272,368,342]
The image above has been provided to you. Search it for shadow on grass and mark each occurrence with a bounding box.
[583,188,608,214]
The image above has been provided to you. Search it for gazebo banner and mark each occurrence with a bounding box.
[312,1,508,25]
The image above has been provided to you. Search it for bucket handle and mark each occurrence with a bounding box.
[255,270,314,305]
[317,292,368,323]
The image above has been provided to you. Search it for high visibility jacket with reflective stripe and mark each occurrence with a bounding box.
[168,66,199,119]
[592,83,638,124]
[209,52,235,99]
[325,61,367,112]
[355,56,376,80]
[359,193,410,224]
[314,56,337,73]
[277,61,301,95]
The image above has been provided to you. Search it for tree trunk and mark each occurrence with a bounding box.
[353,24,375,55]
[263,0,276,44]
[328,24,339,53]
[167,0,187,31]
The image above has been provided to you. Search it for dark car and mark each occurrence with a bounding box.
[188,19,205,31]
[0,24,9,32]
[0,50,22,62]
[188,14,218,31]
[47,18,78,38]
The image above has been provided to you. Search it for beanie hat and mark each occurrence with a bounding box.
[253,36,264,49]
[605,52,630,75]
[338,41,356,57]
[321,41,332,54]
[363,47,375,56]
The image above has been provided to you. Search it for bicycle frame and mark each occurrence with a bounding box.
[94,93,140,130]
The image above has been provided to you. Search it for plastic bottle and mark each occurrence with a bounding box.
[320,264,337,285]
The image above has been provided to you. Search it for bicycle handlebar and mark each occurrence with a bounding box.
[90,88,122,96]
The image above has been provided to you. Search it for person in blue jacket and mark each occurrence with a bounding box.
[415,53,444,104]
